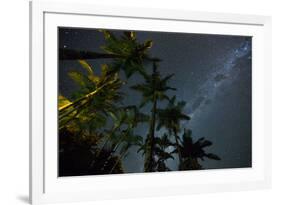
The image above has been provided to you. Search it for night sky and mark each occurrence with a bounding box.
[59,27,252,172]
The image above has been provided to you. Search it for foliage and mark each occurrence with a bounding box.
[131,62,175,108]
[156,96,191,133]
[59,61,124,131]
[59,29,221,176]
[58,60,141,176]
[154,134,174,171]
[100,30,157,78]
[156,95,191,167]
[131,62,176,171]
[59,128,124,176]
[177,129,221,170]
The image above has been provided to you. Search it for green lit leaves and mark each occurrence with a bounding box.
[143,40,153,50]
[123,31,136,41]
[100,30,153,78]
[58,95,72,111]
[68,60,98,94]
[78,59,93,75]
[59,60,124,131]
[100,30,137,56]
[68,71,87,88]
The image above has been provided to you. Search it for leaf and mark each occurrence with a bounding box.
[164,86,177,91]
[157,93,170,101]
[92,113,107,128]
[198,139,212,148]
[180,114,191,121]
[205,153,221,160]
[143,40,153,49]
[177,101,186,108]
[88,75,100,84]
[170,149,178,154]
[124,31,136,40]
[108,111,117,122]
[169,96,176,105]
[58,95,72,110]
[68,71,86,87]
[124,65,136,78]
[162,74,174,83]
[78,60,93,75]
[101,64,109,77]
[100,30,116,40]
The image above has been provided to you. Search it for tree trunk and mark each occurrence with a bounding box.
[173,128,183,170]
[144,97,157,172]
[59,48,160,62]
[144,65,158,172]
[109,147,128,174]
[59,48,124,60]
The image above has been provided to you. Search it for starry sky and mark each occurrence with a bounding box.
[59,27,252,172]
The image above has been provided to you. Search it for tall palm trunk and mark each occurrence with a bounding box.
[144,65,158,172]
[59,48,159,62]
[173,128,183,169]
[109,148,128,174]
[144,96,157,172]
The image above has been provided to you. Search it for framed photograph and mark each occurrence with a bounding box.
[30,1,272,204]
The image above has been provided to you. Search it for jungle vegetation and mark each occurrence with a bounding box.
[58,30,220,176]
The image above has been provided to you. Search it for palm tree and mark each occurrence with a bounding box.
[131,62,175,172]
[154,134,174,171]
[156,96,191,167]
[178,129,221,170]
[60,30,160,78]
[100,30,159,78]
[59,60,129,175]
[101,106,149,173]
[58,31,157,174]
[59,60,124,130]
[108,128,143,174]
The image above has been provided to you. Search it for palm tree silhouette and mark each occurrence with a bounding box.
[154,134,174,171]
[156,96,191,166]
[131,62,175,172]
[178,129,221,170]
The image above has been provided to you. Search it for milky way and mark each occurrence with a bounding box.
[186,39,251,119]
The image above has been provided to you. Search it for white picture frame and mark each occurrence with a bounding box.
[30,1,272,204]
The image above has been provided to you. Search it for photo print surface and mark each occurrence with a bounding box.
[58,28,252,177]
